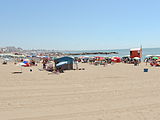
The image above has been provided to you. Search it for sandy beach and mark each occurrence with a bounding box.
[1,62,160,120]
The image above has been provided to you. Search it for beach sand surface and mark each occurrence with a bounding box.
[0,62,160,120]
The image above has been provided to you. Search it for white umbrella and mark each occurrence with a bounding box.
[16,63,26,72]
[123,55,130,57]
[17,63,26,66]
[146,55,153,56]
[133,57,140,60]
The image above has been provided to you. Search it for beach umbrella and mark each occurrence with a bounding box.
[153,57,159,59]
[56,61,68,67]
[16,62,26,72]
[111,57,121,62]
[133,57,140,60]
[83,57,89,60]
[17,62,26,66]
[79,56,84,59]
[113,57,120,59]
[23,61,29,64]
[122,55,130,58]
[146,55,153,57]
[99,57,105,61]
[145,55,152,58]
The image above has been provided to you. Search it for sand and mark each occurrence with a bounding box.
[0,62,160,120]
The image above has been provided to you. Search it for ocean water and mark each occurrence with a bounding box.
[64,48,160,59]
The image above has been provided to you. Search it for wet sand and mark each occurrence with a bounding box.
[0,62,160,120]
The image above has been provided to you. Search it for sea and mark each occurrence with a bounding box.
[63,48,160,59]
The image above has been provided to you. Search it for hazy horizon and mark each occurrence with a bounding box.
[1,46,160,51]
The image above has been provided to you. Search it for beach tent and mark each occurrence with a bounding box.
[54,57,74,70]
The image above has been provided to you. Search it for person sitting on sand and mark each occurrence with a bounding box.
[56,66,64,73]
[46,62,54,72]
[30,59,36,66]
[134,60,139,66]
[2,61,7,64]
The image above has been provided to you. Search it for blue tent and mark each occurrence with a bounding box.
[54,57,74,70]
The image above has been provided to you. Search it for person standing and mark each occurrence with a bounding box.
[75,60,78,70]
[42,58,48,69]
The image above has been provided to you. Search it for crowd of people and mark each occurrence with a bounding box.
[75,56,141,66]
[144,57,160,66]
[2,54,160,75]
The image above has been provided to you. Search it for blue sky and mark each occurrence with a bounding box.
[0,0,160,50]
